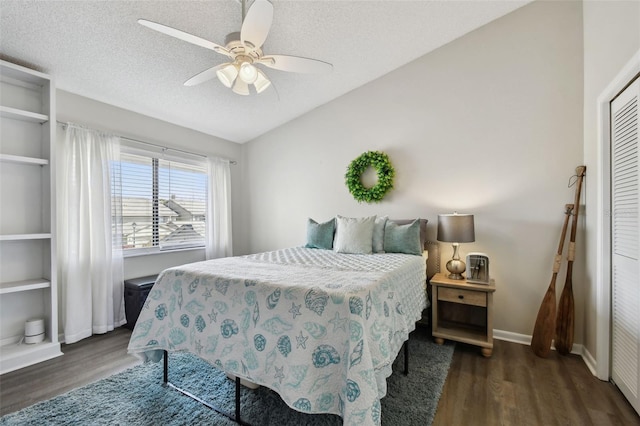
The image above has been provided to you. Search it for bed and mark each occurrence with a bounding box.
[127,218,438,426]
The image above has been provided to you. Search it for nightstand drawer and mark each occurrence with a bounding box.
[438,287,486,307]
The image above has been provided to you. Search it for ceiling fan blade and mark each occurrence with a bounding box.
[232,78,250,96]
[138,19,231,57]
[259,55,333,74]
[184,64,227,87]
[240,0,273,50]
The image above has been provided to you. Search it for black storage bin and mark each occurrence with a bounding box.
[124,274,158,330]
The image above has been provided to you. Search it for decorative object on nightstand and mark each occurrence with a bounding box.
[466,252,490,284]
[430,272,496,357]
[437,213,475,280]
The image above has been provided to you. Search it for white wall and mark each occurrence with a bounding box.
[582,1,640,360]
[244,1,584,339]
[56,90,249,279]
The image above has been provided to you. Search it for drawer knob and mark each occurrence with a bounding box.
[458,295,464,300]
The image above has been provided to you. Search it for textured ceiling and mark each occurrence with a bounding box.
[0,0,529,143]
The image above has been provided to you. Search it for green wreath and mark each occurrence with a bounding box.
[345,151,395,203]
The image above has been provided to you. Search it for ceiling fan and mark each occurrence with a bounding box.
[139,0,333,96]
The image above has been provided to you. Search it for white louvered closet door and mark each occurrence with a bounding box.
[611,76,640,415]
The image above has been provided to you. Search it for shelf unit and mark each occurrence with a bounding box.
[0,60,62,374]
[0,105,49,123]
[0,153,49,165]
[0,233,52,241]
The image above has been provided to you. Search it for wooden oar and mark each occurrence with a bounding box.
[555,166,586,355]
[531,203,574,358]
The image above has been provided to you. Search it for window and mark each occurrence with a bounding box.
[111,148,207,253]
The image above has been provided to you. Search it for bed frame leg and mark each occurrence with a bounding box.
[404,341,409,376]
[160,350,249,425]
[235,376,241,422]
[163,350,169,384]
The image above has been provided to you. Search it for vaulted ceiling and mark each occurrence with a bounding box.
[0,0,529,143]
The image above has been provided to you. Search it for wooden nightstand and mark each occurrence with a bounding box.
[430,272,496,357]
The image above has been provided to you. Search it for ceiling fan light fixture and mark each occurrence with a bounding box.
[216,63,239,88]
[232,78,250,96]
[140,0,332,95]
[239,62,258,84]
[254,69,271,94]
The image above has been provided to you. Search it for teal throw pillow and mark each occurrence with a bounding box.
[384,219,422,255]
[305,218,335,250]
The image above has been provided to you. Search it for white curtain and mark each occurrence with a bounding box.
[206,157,233,259]
[58,123,125,344]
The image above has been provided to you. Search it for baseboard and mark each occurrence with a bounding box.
[493,329,531,346]
[581,346,598,377]
[493,329,591,370]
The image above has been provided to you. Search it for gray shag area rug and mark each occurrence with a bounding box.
[1,329,453,426]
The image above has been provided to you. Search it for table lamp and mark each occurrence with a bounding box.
[437,213,475,280]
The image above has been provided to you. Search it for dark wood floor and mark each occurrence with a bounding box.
[1,328,639,425]
[434,341,640,426]
[0,328,141,416]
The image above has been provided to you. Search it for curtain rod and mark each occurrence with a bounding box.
[57,121,237,165]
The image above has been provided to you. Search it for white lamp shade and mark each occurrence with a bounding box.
[216,64,238,88]
[254,69,271,94]
[232,78,250,96]
[239,62,258,84]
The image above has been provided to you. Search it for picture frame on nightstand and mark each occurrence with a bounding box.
[466,252,490,284]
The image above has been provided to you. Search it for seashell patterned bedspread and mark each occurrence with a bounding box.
[127,246,427,426]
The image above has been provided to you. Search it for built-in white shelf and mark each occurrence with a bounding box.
[0,233,51,241]
[0,339,63,375]
[0,153,48,165]
[0,105,48,124]
[0,61,49,85]
[1,59,59,375]
[0,279,51,295]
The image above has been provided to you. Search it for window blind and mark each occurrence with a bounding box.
[112,150,207,252]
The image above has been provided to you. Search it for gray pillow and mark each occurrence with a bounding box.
[305,218,335,250]
[334,215,376,254]
[372,215,388,253]
[384,219,422,255]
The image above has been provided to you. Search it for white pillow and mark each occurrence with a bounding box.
[372,215,388,253]
[334,215,377,254]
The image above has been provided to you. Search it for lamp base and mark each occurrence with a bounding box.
[446,259,466,280]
